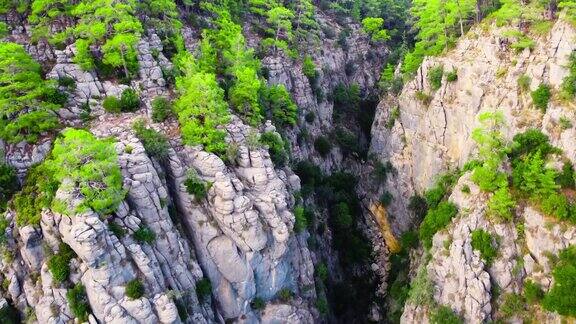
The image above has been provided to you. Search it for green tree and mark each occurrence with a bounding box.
[47,128,125,215]
[71,0,143,75]
[174,54,231,155]
[542,245,576,316]
[261,84,298,127]
[0,42,61,143]
[361,17,390,42]
[266,6,295,54]
[229,67,262,125]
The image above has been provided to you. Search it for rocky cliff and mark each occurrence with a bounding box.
[369,13,576,323]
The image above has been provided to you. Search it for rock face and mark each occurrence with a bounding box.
[369,17,576,324]
[371,18,576,232]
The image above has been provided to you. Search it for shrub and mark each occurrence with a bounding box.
[251,297,265,310]
[430,306,462,324]
[419,201,458,249]
[531,84,551,111]
[103,96,121,113]
[334,202,353,229]
[333,128,362,157]
[559,116,573,129]
[407,264,433,305]
[58,76,76,90]
[0,163,18,212]
[316,297,329,315]
[120,88,140,112]
[557,162,575,189]
[260,132,288,167]
[151,96,172,122]
[305,111,315,123]
[428,66,444,91]
[380,191,393,207]
[12,163,57,226]
[500,293,525,318]
[316,262,328,281]
[524,280,543,304]
[66,283,90,322]
[184,171,207,201]
[561,52,575,99]
[415,91,432,105]
[373,160,394,184]
[446,69,458,82]
[332,83,360,111]
[133,120,170,160]
[47,243,76,283]
[48,129,125,215]
[278,288,293,302]
[509,129,557,161]
[385,106,400,129]
[314,136,332,157]
[517,75,531,92]
[196,278,212,301]
[261,84,298,127]
[133,226,156,244]
[542,245,576,316]
[408,195,428,220]
[0,301,19,324]
[294,206,308,232]
[108,221,126,238]
[302,55,318,84]
[470,229,498,265]
[125,279,145,299]
[487,187,515,222]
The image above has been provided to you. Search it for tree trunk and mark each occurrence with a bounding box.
[120,44,129,79]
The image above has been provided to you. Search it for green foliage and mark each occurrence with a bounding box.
[0,163,18,212]
[559,116,573,129]
[0,42,60,143]
[379,63,403,94]
[402,0,479,75]
[174,54,230,155]
[277,288,294,302]
[561,52,576,99]
[132,120,170,160]
[503,29,535,52]
[332,83,360,112]
[542,245,576,316]
[524,280,543,304]
[184,170,207,201]
[314,136,332,157]
[512,151,559,198]
[302,55,318,82]
[373,160,394,184]
[195,278,212,301]
[415,91,432,105]
[133,226,156,244]
[260,131,288,167]
[47,129,125,215]
[0,301,19,324]
[419,201,458,249]
[430,306,462,324]
[103,96,121,113]
[487,187,515,222]
[333,127,363,157]
[385,106,400,129]
[334,202,353,229]
[500,293,525,318]
[125,279,145,299]
[531,84,552,111]
[47,242,76,283]
[108,221,126,238]
[557,162,575,188]
[379,191,393,207]
[251,297,265,310]
[120,88,140,112]
[428,66,444,91]
[66,283,90,322]
[71,0,142,75]
[407,263,434,305]
[470,229,498,265]
[294,205,308,232]
[151,96,172,122]
[509,129,557,160]
[446,69,458,82]
[13,163,57,226]
[316,262,328,281]
[361,17,390,42]
[261,84,298,127]
[517,74,531,92]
